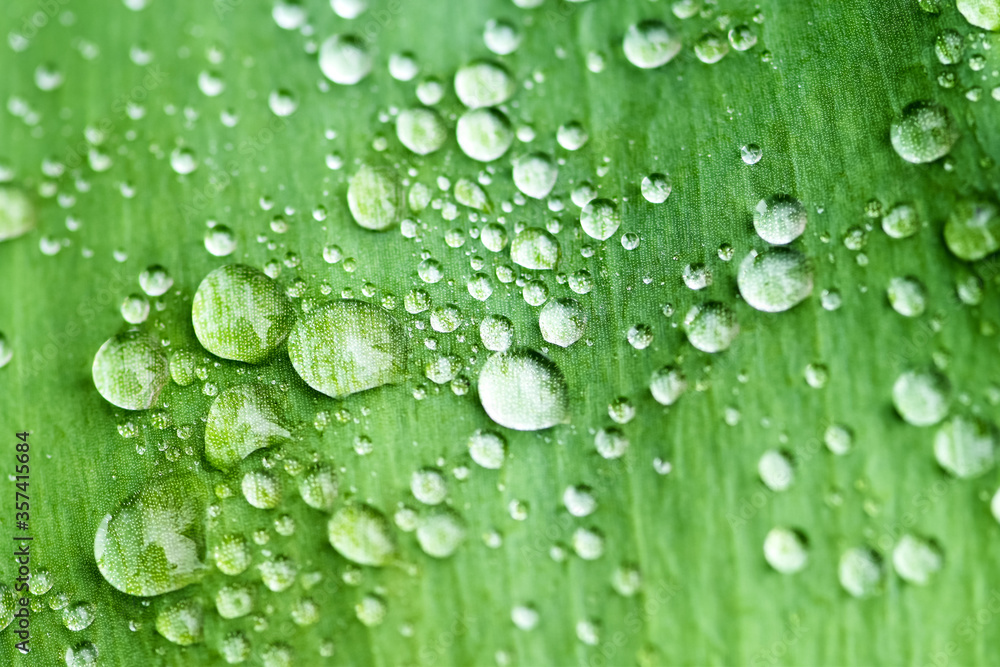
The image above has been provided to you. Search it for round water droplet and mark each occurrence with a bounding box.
[328,504,396,566]
[737,248,814,312]
[538,298,587,348]
[298,465,338,510]
[454,60,514,108]
[759,450,794,491]
[319,35,371,85]
[944,200,1000,262]
[241,471,280,509]
[469,429,506,469]
[0,187,36,241]
[683,302,738,353]
[595,428,629,459]
[882,204,919,239]
[288,300,407,399]
[347,164,402,231]
[121,293,150,324]
[557,121,588,151]
[763,527,808,574]
[563,485,596,517]
[890,101,958,164]
[205,225,237,256]
[216,584,253,619]
[511,228,560,270]
[478,350,570,431]
[892,534,943,585]
[935,30,964,65]
[139,265,173,296]
[838,548,883,598]
[623,20,682,69]
[417,509,466,558]
[65,641,99,667]
[649,366,687,406]
[268,89,298,117]
[887,276,927,317]
[694,32,729,63]
[480,315,514,352]
[934,416,997,478]
[957,0,1000,30]
[484,18,522,55]
[170,147,197,175]
[457,108,514,162]
[753,194,807,245]
[411,468,447,505]
[513,153,558,199]
[580,198,621,241]
[95,474,207,596]
[213,534,251,576]
[741,143,763,165]
[205,384,291,470]
[396,107,447,155]
[92,331,169,410]
[824,424,853,455]
[572,527,604,560]
[156,598,203,645]
[192,264,296,363]
[641,173,671,203]
[63,602,96,632]
[892,369,951,427]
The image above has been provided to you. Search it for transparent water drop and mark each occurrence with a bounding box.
[595,428,629,459]
[347,164,402,231]
[205,384,290,470]
[623,20,682,69]
[572,527,604,560]
[824,424,853,455]
[538,298,587,347]
[893,368,951,427]
[641,173,671,203]
[94,474,207,596]
[396,107,447,155]
[169,147,198,175]
[838,548,883,598]
[683,302,738,353]
[388,51,419,81]
[241,471,281,509]
[287,299,407,398]
[763,527,808,574]
[580,198,621,240]
[484,19,522,55]
[298,465,338,510]
[213,534,251,576]
[728,25,758,51]
[934,416,997,478]
[457,108,514,162]
[650,366,687,405]
[737,248,814,312]
[155,598,203,645]
[268,89,298,117]
[92,331,169,410]
[682,263,712,290]
[319,35,372,85]
[740,143,762,165]
[63,602,96,632]
[753,194,807,245]
[510,228,560,269]
[456,179,490,211]
[694,32,729,63]
[890,101,958,164]
[887,276,927,317]
[513,153,558,199]
[205,225,237,256]
[759,449,794,491]
[944,200,1000,262]
[478,350,570,430]
[935,30,964,65]
[215,584,253,619]
[882,204,919,239]
[197,70,225,96]
[468,429,506,469]
[191,264,296,363]
[892,534,943,585]
[563,485,596,517]
[65,642,99,667]
[328,504,396,566]
[417,510,466,558]
[272,0,306,29]
[957,0,1000,30]
[120,293,150,324]
[332,0,368,19]
[454,60,515,108]
[0,187,36,241]
[556,121,588,151]
[139,265,173,296]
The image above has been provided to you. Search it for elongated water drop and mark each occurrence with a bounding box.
[347,164,403,231]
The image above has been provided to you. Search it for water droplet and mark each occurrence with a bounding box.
[298,465,338,510]
[694,32,730,63]
[641,173,671,203]
[510,228,560,270]
[484,18,522,55]
[538,298,587,347]
[838,547,883,598]
[728,25,758,51]
[890,101,958,164]
[763,527,808,574]
[454,60,515,108]
[169,147,197,174]
[892,534,943,585]
[139,265,174,296]
[957,0,1000,30]
[319,35,371,85]
[650,366,687,406]
[0,187,35,241]
[934,416,997,478]
[478,350,570,431]
[328,504,396,566]
[457,108,514,162]
[572,527,604,560]
[737,248,814,312]
[65,641,99,667]
[213,534,251,576]
[683,302,738,353]
[417,510,466,558]
[388,51,419,81]
[356,595,386,627]
[556,121,588,151]
[205,225,237,256]
[513,153,558,199]
[824,424,854,455]
[595,427,629,459]
[155,598,203,645]
[740,143,763,165]
[347,164,402,231]
[893,369,951,427]
[623,20,682,69]
[580,198,621,241]
[287,300,408,398]
[759,449,794,491]
[944,200,1000,261]
[205,384,290,470]
[935,30,964,65]
[396,107,447,155]
[753,194,807,245]
[192,264,296,363]
[215,584,253,619]
[92,331,169,410]
[887,276,927,317]
[120,293,150,324]
[95,474,207,596]
[480,315,514,352]
[241,471,281,509]
[881,204,919,239]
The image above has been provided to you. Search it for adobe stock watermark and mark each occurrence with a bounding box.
[751,616,809,667]
[585,581,681,667]
[924,588,1000,667]
[214,0,403,43]
[7,0,72,52]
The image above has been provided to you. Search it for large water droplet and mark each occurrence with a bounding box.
[538,298,587,348]
[513,153,558,199]
[457,108,514,162]
[623,20,681,69]
[156,598,203,645]
[328,504,396,566]
[205,384,291,470]
[580,199,621,241]
[478,350,570,430]
[890,101,958,164]
[347,164,403,231]
[763,527,808,574]
[287,299,407,399]
[510,228,560,270]
[892,368,951,427]
[934,416,997,478]
[753,194,807,245]
[454,60,515,108]
[957,0,1000,30]
[737,248,814,312]
[319,35,372,85]
[892,534,943,585]
[683,302,738,353]
[192,264,296,363]
[396,107,447,155]
[94,474,207,596]
[944,200,1000,261]
[416,509,466,558]
[0,187,35,241]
